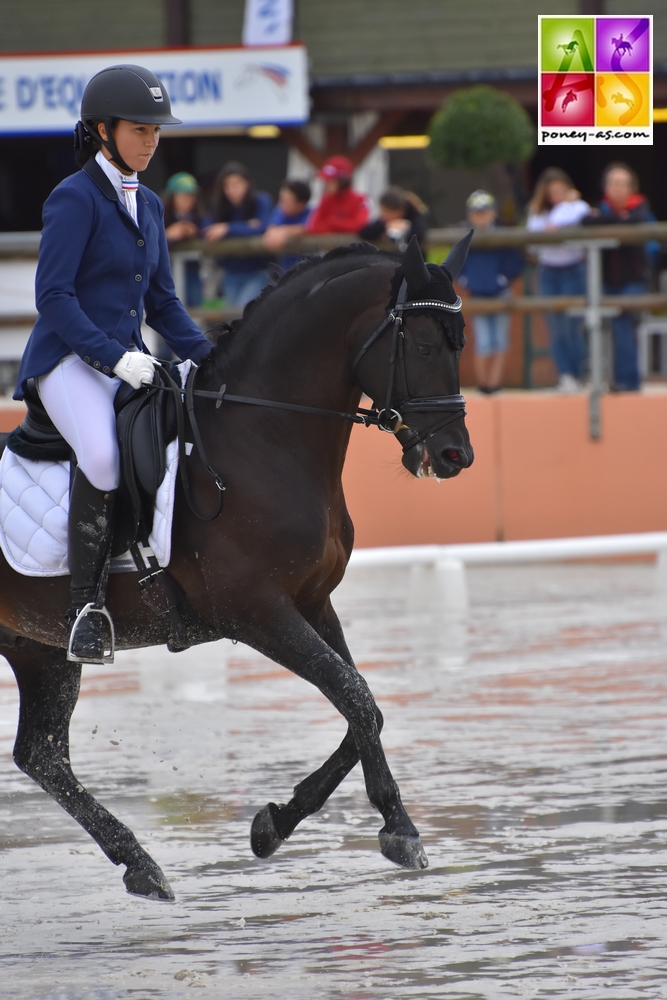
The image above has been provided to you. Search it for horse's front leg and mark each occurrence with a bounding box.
[5,636,174,899]
[251,601,379,855]
[244,599,428,870]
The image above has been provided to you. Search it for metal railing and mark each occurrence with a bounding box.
[3,222,665,259]
[2,224,667,433]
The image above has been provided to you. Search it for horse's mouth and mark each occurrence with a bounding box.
[416,445,464,481]
[418,449,440,480]
[404,445,469,482]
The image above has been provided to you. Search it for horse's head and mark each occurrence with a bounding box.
[353,234,474,480]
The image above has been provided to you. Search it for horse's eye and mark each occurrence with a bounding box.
[416,345,430,356]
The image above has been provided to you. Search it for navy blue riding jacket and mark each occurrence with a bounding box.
[14,157,212,400]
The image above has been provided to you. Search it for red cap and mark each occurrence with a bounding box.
[317,155,355,180]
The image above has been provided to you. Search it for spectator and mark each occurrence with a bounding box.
[306,156,370,234]
[457,190,524,394]
[204,161,273,308]
[163,172,205,307]
[583,162,657,391]
[263,178,312,271]
[360,187,428,250]
[527,168,590,393]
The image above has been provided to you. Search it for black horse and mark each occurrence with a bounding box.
[0,235,474,899]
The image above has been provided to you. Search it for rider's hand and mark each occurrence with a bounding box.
[112,352,156,390]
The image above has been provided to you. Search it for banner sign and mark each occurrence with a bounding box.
[243,0,293,47]
[538,15,653,146]
[0,44,308,134]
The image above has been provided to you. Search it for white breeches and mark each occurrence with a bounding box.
[38,355,121,492]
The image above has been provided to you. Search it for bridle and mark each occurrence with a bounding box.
[157,275,467,520]
[350,277,466,444]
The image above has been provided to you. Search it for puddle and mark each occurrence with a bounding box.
[1,561,666,998]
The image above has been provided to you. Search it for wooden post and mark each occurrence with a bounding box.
[165,0,190,46]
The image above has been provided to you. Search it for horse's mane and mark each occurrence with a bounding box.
[242,241,396,321]
[203,243,400,356]
[200,239,465,368]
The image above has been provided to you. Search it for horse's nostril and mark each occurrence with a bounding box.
[444,449,460,462]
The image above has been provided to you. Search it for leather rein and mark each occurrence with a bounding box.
[158,277,466,520]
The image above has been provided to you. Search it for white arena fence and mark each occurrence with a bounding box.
[347,532,667,614]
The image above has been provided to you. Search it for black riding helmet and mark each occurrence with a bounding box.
[74,64,181,173]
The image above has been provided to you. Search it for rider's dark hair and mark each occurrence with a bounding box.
[601,161,640,193]
[213,160,257,222]
[529,167,579,215]
[74,118,115,168]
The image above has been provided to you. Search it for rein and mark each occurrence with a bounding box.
[157,276,467,519]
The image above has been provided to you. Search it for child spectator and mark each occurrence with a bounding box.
[360,187,428,249]
[457,190,524,394]
[163,172,205,306]
[527,168,590,393]
[306,156,370,234]
[263,178,312,271]
[203,161,273,308]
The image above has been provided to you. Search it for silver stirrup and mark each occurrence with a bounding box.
[67,603,115,665]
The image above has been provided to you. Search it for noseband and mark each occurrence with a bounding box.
[351,278,467,448]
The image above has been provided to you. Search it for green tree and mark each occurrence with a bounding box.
[428,86,535,169]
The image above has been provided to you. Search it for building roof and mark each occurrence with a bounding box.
[0,0,664,106]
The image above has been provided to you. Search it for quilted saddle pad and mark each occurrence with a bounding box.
[0,439,178,577]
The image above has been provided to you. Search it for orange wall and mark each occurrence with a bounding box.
[343,393,667,546]
[0,408,24,433]
[4,397,667,547]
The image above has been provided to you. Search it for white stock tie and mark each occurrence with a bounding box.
[121,174,139,225]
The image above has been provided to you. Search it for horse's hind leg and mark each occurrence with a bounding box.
[246,600,427,870]
[4,637,174,899]
[252,603,377,857]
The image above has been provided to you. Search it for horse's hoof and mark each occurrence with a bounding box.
[379,830,429,870]
[251,803,284,859]
[123,865,175,900]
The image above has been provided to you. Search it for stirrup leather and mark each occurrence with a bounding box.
[67,603,115,665]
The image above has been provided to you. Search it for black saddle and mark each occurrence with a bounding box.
[6,374,177,557]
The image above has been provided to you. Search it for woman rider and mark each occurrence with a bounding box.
[13,65,213,663]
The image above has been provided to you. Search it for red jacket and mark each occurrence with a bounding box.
[307,188,370,234]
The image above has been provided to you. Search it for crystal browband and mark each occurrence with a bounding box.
[395,296,463,313]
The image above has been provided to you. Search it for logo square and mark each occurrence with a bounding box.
[541,73,595,127]
[540,18,595,73]
[595,73,651,127]
[595,18,650,72]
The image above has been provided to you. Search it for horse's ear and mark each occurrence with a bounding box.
[402,234,431,292]
[441,229,474,280]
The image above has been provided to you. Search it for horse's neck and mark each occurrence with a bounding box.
[223,262,390,409]
[212,261,392,477]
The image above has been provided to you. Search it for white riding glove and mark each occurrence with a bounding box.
[112,352,156,390]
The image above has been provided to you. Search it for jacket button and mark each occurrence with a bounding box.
[130,309,137,317]
[93,361,100,368]
[137,239,144,246]
[84,356,90,363]
[103,366,110,373]
[135,274,142,281]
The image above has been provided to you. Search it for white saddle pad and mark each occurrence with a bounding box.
[0,439,179,577]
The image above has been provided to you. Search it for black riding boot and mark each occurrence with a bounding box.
[66,469,116,664]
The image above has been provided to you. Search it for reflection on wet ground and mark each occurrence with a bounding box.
[2,562,667,998]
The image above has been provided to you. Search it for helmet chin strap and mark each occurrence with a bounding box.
[94,119,134,175]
